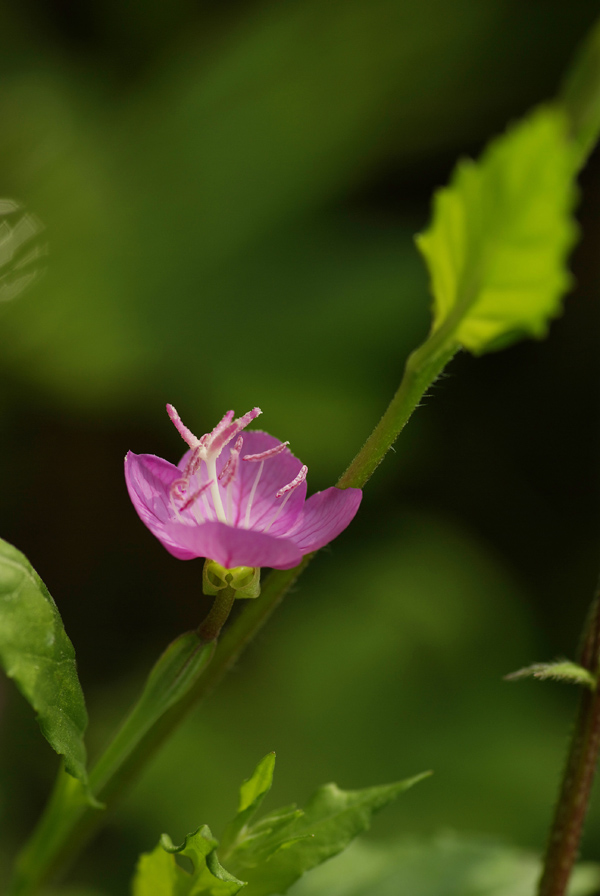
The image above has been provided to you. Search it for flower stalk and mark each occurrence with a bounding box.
[8,324,458,896]
[197,585,237,642]
[537,581,600,896]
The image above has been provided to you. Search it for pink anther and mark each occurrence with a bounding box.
[209,409,235,440]
[180,447,202,481]
[169,477,189,501]
[166,404,200,449]
[276,464,308,499]
[219,436,243,487]
[211,407,262,455]
[243,441,289,463]
[179,480,213,513]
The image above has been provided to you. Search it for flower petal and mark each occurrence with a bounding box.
[287,487,362,554]
[223,431,307,533]
[162,520,303,569]
[176,432,306,533]
[124,452,198,560]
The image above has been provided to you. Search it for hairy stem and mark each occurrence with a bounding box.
[537,583,600,896]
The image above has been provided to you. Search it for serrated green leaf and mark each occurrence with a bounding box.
[416,105,579,355]
[133,825,246,896]
[0,537,88,783]
[506,660,596,689]
[220,754,277,855]
[231,806,305,864]
[226,772,430,896]
[132,844,181,896]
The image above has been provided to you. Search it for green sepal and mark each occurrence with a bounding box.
[133,825,246,896]
[91,631,214,797]
[506,660,596,690]
[136,631,214,717]
[224,766,431,896]
[416,105,579,355]
[0,537,90,788]
[203,560,261,599]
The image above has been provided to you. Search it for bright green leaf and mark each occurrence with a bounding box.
[132,825,246,896]
[220,753,277,855]
[506,660,596,689]
[132,844,180,896]
[0,537,88,782]
[226,771,430,896]
[416,105,579,354]
[238,754,277,815]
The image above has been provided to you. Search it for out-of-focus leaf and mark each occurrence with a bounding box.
[225,770,430,896]
[132,824,246,896]
[416,105,579,354]
[289,833,600,896]
[1,0,582,412]
[0,537,88,783]
[0,199,45,303]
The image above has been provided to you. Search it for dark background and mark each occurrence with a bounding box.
[0,1,599,892]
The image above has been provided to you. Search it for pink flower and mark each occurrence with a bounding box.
[125,405,362,571]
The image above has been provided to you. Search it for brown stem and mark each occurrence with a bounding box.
[537,582,600,896]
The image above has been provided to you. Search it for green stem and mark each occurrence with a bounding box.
[197,586,236,642]
[537,583,600,896]
[8,327,458,896]
[337,333,459,488]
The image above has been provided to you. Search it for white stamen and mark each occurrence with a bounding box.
[206,457,227,523]
[200,489,212,520]
[219,436,243,524]
[244,460,264,528]
[264,489,293,534]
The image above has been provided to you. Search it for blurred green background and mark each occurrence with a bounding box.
[0,0,599,892]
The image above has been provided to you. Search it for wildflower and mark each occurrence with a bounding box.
[125,406,362,571]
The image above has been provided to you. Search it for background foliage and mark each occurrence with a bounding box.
[0,1,599,892]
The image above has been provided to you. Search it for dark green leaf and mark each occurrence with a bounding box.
[0,537,88,782]
[416,105,579,355]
